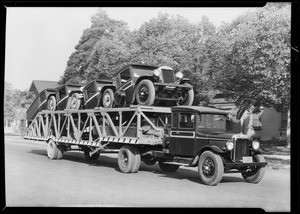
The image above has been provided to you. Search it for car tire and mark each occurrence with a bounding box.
[47,139,59,160]
[158,160,180,172]
[198,151,224,186]
[69,93,82,110]
[101,88,114,108]
[178,84,194,106]
[118,145,135,173]
[241,154,266,184]
[135,79,155,106]
[47,96,56,111]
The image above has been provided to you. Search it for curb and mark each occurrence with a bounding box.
[263,155,290,161]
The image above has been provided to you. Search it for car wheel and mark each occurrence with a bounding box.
[101,88,114,108]
[135,79,155,106]
[178,84,194,106]
[47,96,56,111]
[70,93,82,109]
[241,154,266,184]
[198,151,224,186]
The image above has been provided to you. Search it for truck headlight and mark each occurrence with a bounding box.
[226,140,234,151]
[252,140,260,150]
[68,89,71,94]
[98,86,101,91]
[153,69,160,77]
[175,72,183,79]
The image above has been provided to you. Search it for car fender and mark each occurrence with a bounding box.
[190,145,225,166]
[178,78,190,85]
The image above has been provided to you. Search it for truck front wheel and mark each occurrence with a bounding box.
[241,154,266,184]
[158,160,180,172]
[198,151,224,186]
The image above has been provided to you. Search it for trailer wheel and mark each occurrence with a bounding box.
[135,79,155,106]
[241,154,266,184]
[84,150,100,161]
[56,145,64,160]
[47,96,56,111]
[69,93,82,110]
[47,139,59,160]
[132,147,141,173]
[198,151,224,186]
[118,146,135,173]
[158,160,180,172]
[101,88,114,108]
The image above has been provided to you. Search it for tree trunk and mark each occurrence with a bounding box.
[286,109,290,148]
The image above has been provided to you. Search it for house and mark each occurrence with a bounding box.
[210,92,288,143]
[29,80,59,97]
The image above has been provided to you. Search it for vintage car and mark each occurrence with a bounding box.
[47,83,84,111]
[112,64,194,107]
[26,88,57,125]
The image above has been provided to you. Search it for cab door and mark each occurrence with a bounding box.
[169,111,196,156]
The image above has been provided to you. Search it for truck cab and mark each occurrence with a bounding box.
[152,106,267,186]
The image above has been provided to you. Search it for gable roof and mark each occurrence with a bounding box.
[29,80,59,94]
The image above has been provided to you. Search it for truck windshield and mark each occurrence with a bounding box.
[197,114,226,131]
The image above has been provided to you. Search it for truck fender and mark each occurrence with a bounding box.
[190,145,225,166]
[178,78,190,85]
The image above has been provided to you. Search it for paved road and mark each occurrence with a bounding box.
[4,136,290,211]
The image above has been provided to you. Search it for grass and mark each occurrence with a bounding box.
[260,144,290,170]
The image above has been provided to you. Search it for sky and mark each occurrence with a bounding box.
[5,7,254,91]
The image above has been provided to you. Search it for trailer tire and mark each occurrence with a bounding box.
[118,146,135,173]
[198,151,224,186]
[84,150,100,161]
[47,139,58,160]
[241,154,266,184]
[56,145,64,160]
[158,160,180,172]
[132,147,141,173]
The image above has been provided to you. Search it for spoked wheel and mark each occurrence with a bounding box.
[47,96,56,111]
[135,80,155,106]
[101,88,114,108]
[69,93,82,110]
[198,151,224,186]
[241,154,267,184]
[177,84,194,106]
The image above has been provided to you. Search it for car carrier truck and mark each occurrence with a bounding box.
[24,105,267,186]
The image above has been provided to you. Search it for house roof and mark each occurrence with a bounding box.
[29,80,59,94]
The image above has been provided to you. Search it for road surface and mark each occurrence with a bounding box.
[4,135,290,211]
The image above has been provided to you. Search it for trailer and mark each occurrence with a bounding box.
[24,105,267,185]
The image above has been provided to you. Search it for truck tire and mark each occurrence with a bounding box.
[47,96,56,111]
[198,151,224,186]
[101,88,114,108]
[135,79,155,106]
[118,146,135,173]
[241,154,266,184]
[47,139,59,160]
[158,160,180,172]
[178,84,194,106]
[84,150,100,161]
[56,145,64,160]
[69,93,82,110]
[132,147,141,173]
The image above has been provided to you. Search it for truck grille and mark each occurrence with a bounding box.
[234,139,249,162]
[161,69,175,83]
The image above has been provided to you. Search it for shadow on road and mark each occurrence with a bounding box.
[28,149,245,185]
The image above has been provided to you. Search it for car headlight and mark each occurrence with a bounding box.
[175,72,183,79]
[153,69,160,77]
[68,89,71,94]
[226,140,234,151]
[252,140,260,150]
[80,87,84,91]
[98,86,101,91]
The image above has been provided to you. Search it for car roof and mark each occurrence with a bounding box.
[171,106,228,115]
[113,64,159,76]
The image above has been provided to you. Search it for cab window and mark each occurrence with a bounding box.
[179,113,195,129]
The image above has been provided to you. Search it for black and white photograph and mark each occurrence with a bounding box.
[3,3,293,211]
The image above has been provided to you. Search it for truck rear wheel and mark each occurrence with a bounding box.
[198,151,224,186]
[132,147,141,173]
[47,139,59,160]
[118,146,135,173]
[241,154,266,184]
[158,160,180,172]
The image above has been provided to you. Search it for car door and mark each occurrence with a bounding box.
[56,86,68,110]
[115,68,134,105]
[169,111,196,156]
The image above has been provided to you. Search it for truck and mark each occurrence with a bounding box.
[24,105,267,186]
